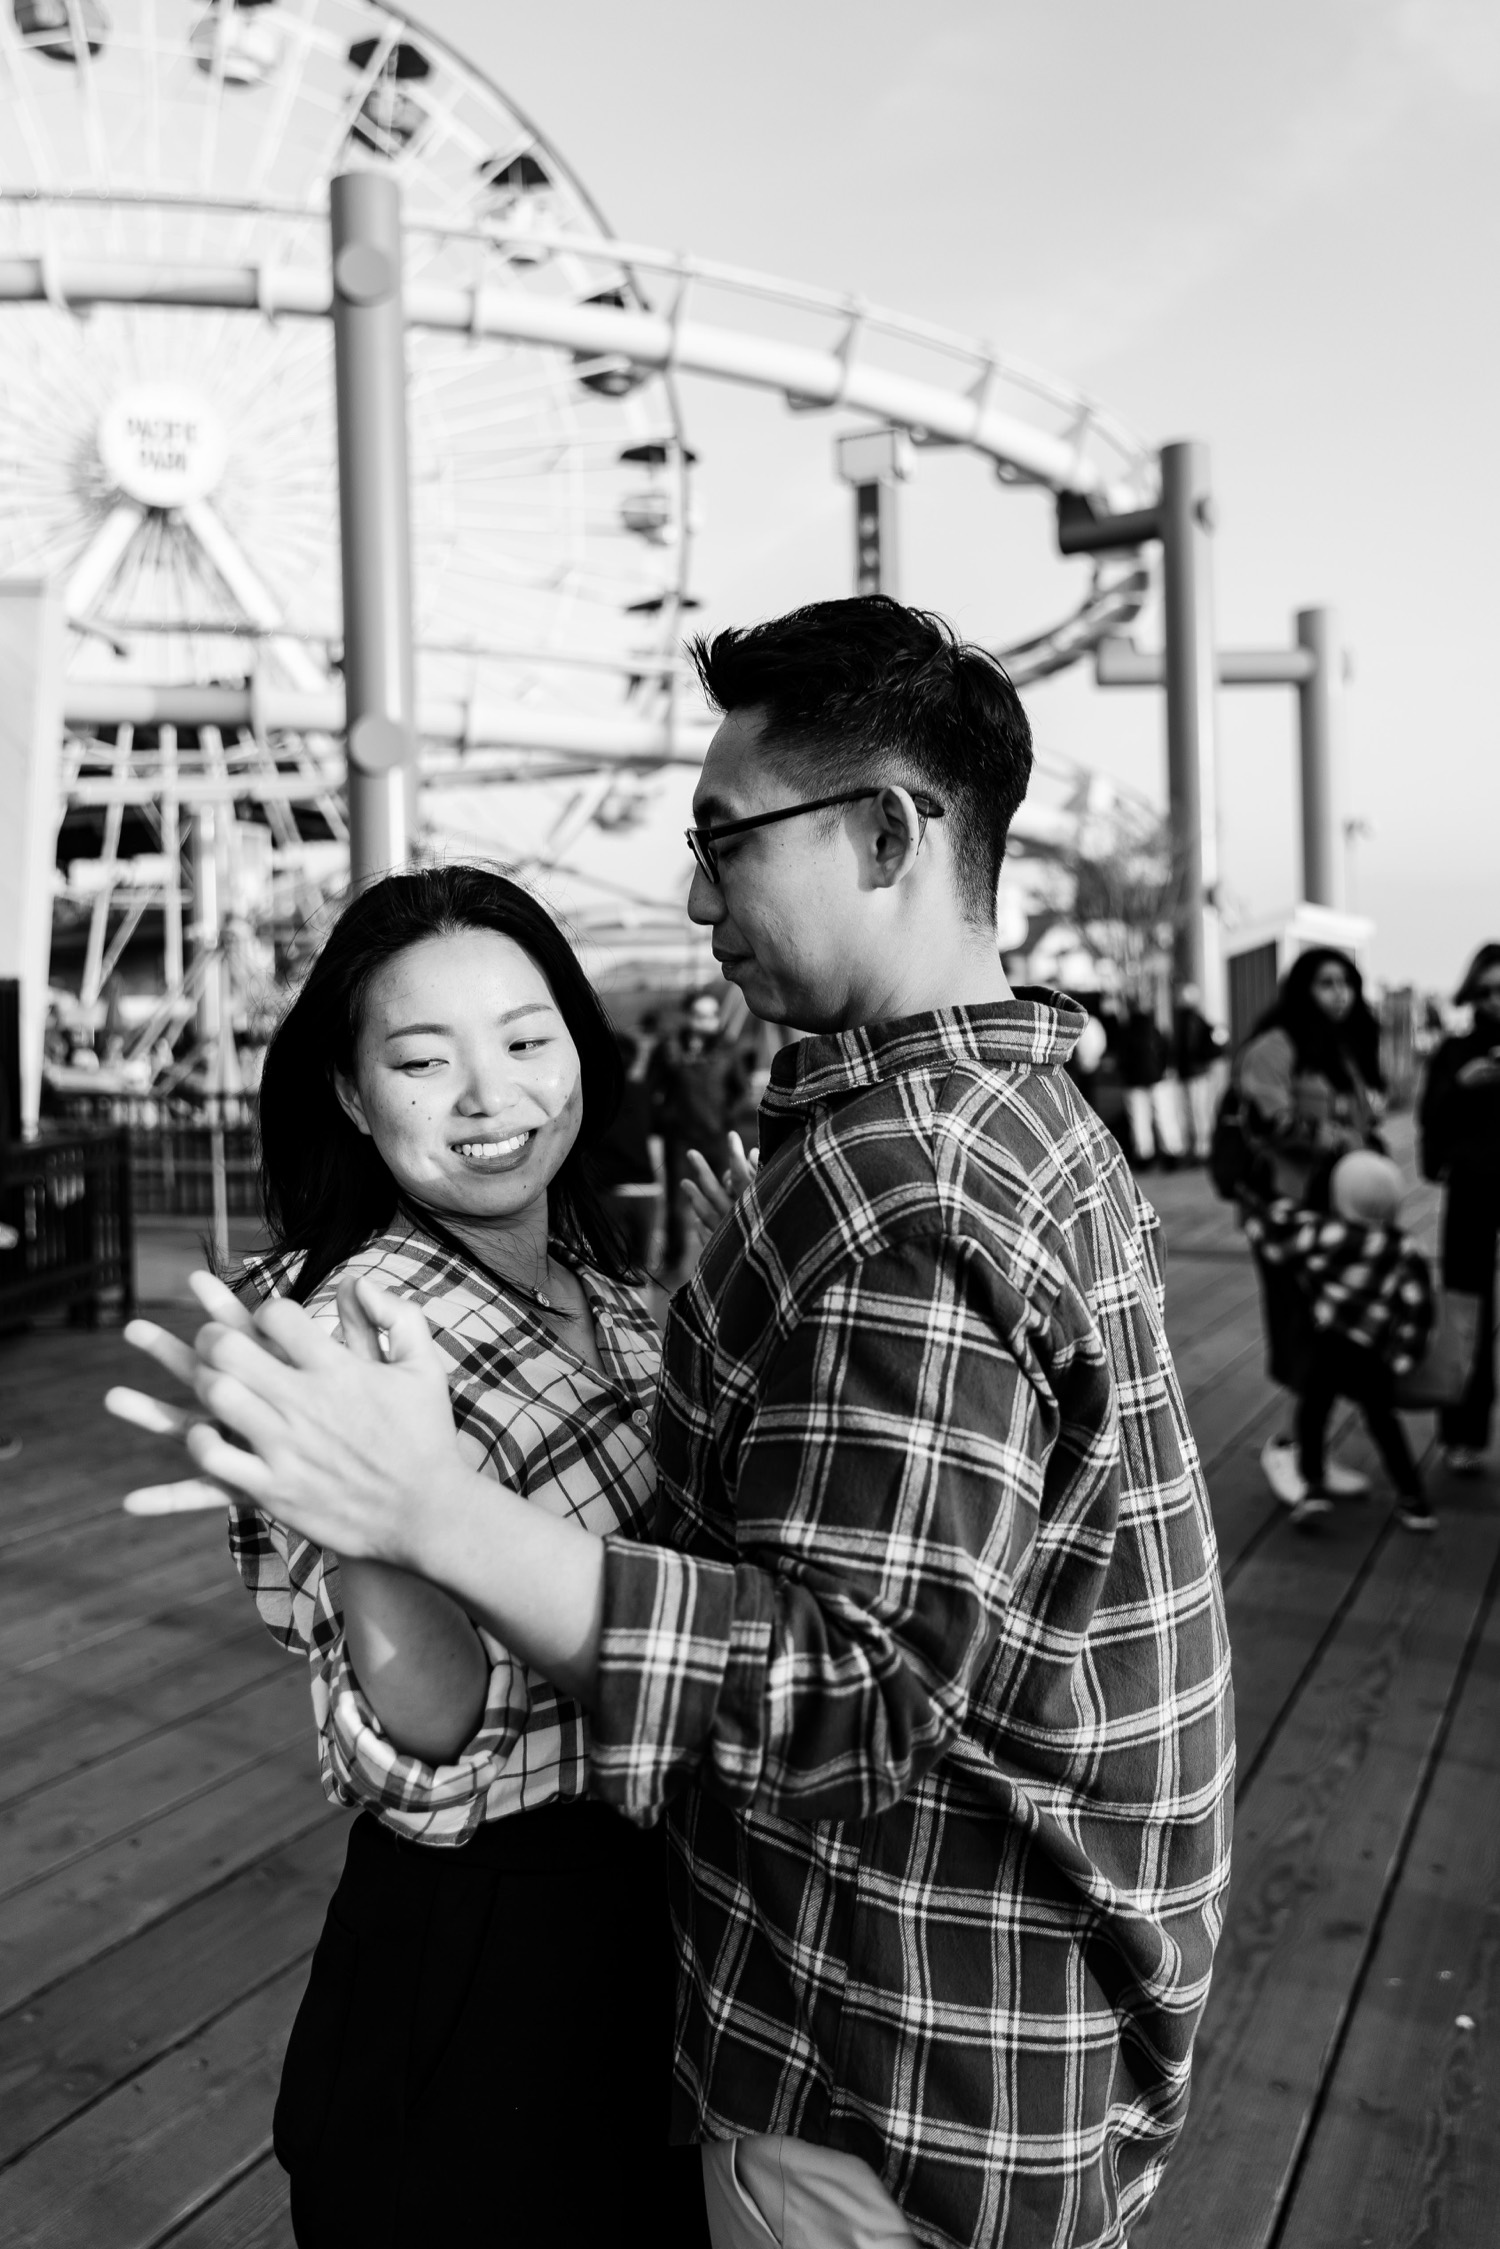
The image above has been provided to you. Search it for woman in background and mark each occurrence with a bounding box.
[1419,941,1500,1473]
[1233,947,1387,1512]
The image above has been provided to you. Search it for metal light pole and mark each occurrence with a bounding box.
[330,171,418,885]
[1157,441,1221,1004]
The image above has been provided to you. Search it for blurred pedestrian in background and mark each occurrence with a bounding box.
[1174,979,1225,1163]
[648,990,739,1275]
[1243,1151,1434,1530]
[1119,996,1183,1172]
[1231,947,1386,1509]
[593,1027,661,1272]
[1418,940,1500,1473]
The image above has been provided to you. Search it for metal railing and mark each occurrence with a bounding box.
[53,1093,262,1222]
[0,1128,135,1327]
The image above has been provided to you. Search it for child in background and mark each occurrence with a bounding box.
[1245,1151,1435,1532]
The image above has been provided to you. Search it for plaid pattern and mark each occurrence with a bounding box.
[1242,1196,1433,1373]
[591,998,1235,2249]
[229,1218,660,1843]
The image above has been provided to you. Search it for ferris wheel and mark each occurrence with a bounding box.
[0,0,694,735]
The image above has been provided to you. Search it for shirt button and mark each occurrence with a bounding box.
[631,1409,650,1431]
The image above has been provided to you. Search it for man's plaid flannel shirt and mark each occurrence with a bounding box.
[590,998,1235,2249]
[1242,1195,1433,1373]
[229,1218,660,1842]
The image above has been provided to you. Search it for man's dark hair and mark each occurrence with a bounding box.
[689,595,1033,925]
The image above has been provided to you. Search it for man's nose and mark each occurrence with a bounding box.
[687,863,724,927]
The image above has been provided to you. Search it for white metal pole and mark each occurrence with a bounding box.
[330,172,418,886]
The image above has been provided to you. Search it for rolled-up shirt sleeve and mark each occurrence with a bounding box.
[590,1231,1054,1823]
[314,1618,539,1830]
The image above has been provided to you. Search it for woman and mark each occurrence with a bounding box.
[1232,947,1387,1512]
[185,867,705,2247]
[1419,941,1500,1472]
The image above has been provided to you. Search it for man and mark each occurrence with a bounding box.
[1173,981,1226,1163]
[135,599,1233,2249]
[1118,998,1183,1173]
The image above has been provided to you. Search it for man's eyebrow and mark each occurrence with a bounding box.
[691,793,736,825]
[384,1002,555,1041]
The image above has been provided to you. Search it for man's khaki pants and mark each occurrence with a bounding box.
[702,2136,917,2249]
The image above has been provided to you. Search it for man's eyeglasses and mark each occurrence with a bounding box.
[685,787,945,885]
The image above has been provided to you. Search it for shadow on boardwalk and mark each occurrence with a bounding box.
[0,1143,1495,2248]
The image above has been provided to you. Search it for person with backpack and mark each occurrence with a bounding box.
[1242,1150,1434,1531]
[1418,941,1500,1473]
[1228,947,1388,1510]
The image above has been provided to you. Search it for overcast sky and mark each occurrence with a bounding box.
[423,0,1498,992]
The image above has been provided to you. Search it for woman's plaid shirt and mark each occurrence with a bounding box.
[228,1218,660,1843]
[590,999,1235,2249]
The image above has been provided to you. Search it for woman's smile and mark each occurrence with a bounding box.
[451,1129,537,1171]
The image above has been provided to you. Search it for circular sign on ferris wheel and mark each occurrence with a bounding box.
[96,383,231,510]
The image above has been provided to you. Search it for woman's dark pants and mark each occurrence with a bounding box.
[1296,1332,1423,1499]
[276,1802,709,2248]
[1439,1164,1499,1452]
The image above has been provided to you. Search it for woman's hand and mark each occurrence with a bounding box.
[112,1269,465,1563]
[682,1130,758,1244]
[1456,1052,1500,1089]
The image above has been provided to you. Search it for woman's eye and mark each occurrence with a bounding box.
[509,1037,548,1054]
[397,1058,443,1075]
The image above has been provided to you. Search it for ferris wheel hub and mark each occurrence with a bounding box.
[96,382,229,509]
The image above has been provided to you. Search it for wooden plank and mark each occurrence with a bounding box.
[0,1544,231,1673]
[158,2154,294,2249]
[0,1637,296,1826]
[0,1739,329,2016]
[7,1577,240,1687]
[0,1963,300,2249]
[1133,1496,1500,2249]
[1,1676,310,1904]
[0,1818,345,2168]
[0,1611,278,1802]
[1277,1526,1500,2248]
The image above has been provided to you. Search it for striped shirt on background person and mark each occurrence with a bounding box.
[590,997,1235,2249]
[228,1219,660,1842]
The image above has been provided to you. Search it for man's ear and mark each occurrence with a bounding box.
[866,786,927,890]
[332,1067,374,1138]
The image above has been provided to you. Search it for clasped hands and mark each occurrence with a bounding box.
[105,1269,465,1561]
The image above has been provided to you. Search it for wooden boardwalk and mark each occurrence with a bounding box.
[0,1150,1496,2248]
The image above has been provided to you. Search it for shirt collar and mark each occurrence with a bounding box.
[763,989,1088,1119]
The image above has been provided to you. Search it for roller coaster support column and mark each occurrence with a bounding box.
[330,171,418,887]
[1094,608,1345,910]
[1056,439,1223,1013]
[1158,442,1222,1008]
[1296,607,1339,908]
[836,428,909,598]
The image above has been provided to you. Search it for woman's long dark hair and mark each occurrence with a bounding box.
[258,865,631,1303]
[1251,945,1383,1092]
[1455,941,1500,1006]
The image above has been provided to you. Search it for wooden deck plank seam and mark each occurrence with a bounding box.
[9,1579,239,1678]
[145,2139,278,2249]
[0,1805,336,2037]
[1258,1527,1500,2249]
[0,1724,313,1908]
[0,1939,316,2181]
[0,1658,297,1820]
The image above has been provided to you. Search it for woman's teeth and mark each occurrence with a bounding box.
[454,1131,532,1163]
